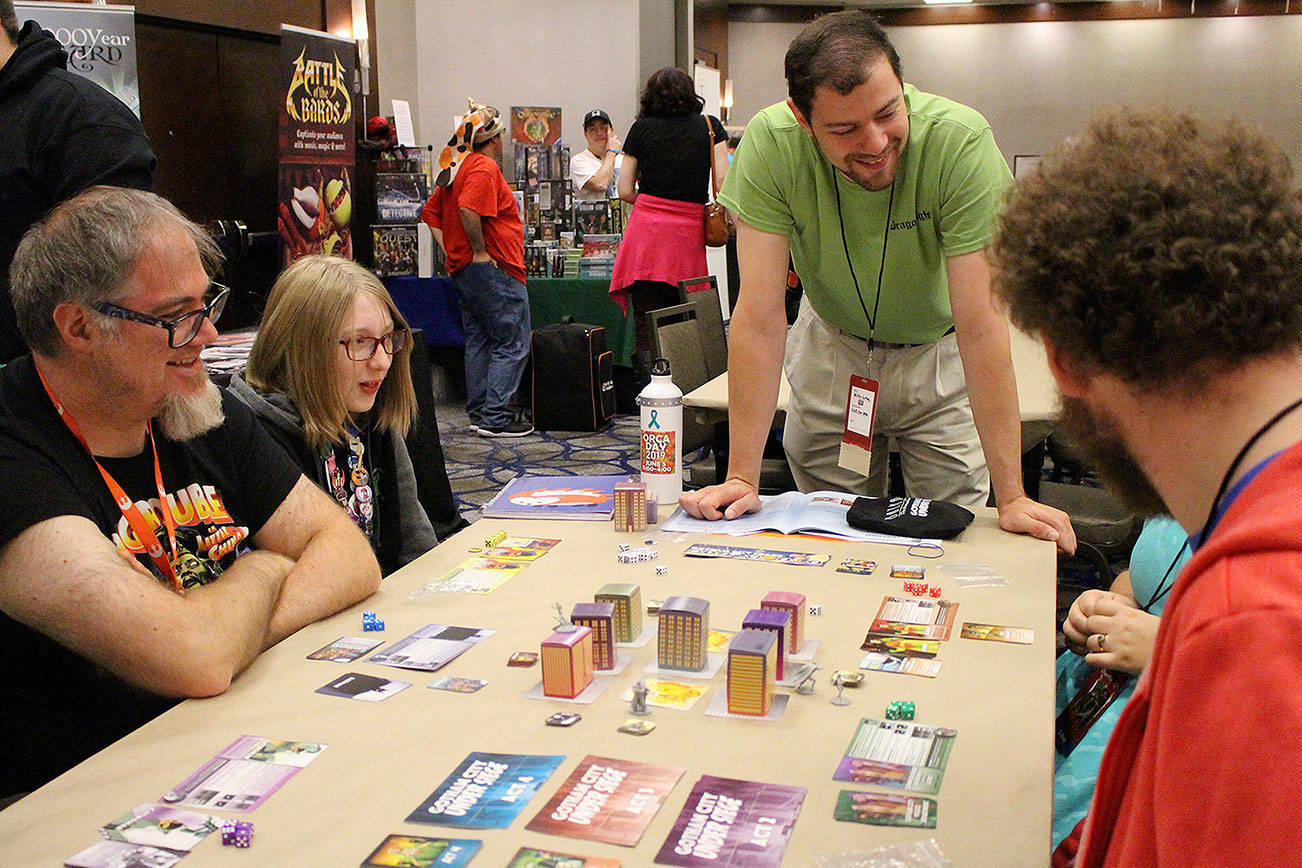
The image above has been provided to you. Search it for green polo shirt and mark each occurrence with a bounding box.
[719,85,1011,344]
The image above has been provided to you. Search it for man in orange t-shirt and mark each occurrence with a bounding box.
[421,102,531,438]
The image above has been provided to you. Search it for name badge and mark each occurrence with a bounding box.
[838,374,879,477]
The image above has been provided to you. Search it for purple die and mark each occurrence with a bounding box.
[232,820,253,848]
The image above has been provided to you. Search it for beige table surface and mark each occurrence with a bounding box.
[0,513,1055,865]
[683,326,1060,425]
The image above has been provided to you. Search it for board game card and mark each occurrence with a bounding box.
[858,652,942,678]
[960,622,1035,644]
[317,672,411,701]
[866,596,959,641]
[619,678,707,711]
[429,676,487,693]
[859,636,940,657]
[308,635,385,662]
[99,804,219,851]
[525,755,684,846]
[506,847,620,868]
[407,752,564,829]
[654,775,806,866]
[833,718,956,794]
[832,791,937,828]
[360,834,481,867]
[368,624,495,672]
[836,558,878,575]
[65,840,184,868]
[161,735,325,812]
[683,543,830,567]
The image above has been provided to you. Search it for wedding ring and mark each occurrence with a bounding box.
[1097,633,1107,652]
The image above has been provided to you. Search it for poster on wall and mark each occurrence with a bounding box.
[277,24,355,266]
[511,106,561,147]
[14,2,140,115]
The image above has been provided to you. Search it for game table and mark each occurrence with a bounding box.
[0,512,1055,865]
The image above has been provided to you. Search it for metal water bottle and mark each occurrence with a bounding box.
[637,358,683,505]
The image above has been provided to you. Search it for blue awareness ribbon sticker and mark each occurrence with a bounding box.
[648,410,660,429]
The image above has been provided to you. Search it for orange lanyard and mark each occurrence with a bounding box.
[37,367,184,592]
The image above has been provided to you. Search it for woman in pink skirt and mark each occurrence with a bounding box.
[612,66,729,371]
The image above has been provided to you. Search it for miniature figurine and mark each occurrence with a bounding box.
[796,666,819,696]
[630,679,650,715]
[831,673,851,706]
[553,602,577,632]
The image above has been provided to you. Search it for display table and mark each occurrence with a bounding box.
[0,514,1054,864]
[382,275,634,367]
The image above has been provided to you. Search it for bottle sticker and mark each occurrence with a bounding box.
[641,430,676,474]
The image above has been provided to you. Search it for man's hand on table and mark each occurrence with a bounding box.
[997,494,1077,554]
[678,478,763,520]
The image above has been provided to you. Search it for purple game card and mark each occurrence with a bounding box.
[654,775,806,866]
[160,735,325,812]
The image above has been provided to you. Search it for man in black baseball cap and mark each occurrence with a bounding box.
[572,108,622,201]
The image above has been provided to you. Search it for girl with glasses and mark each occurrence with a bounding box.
[230,255,437,574]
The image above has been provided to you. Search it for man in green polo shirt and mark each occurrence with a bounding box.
[679,10,1074,552]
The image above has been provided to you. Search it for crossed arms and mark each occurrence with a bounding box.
[0,475,379,698]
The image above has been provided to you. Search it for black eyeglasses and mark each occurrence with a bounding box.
[338,329,409,361]
[94,284,230,349]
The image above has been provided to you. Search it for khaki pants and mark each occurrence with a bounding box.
[782,302,989,509]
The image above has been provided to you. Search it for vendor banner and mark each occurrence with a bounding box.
[14,2,140,115]
[277,24,355,265]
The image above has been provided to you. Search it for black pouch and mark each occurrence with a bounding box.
[846,496,974,540]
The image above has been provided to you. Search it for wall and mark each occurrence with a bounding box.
[376,0,642,158]
[640,0,680,88]
[375,0,419,135]
[727,17,1302,171]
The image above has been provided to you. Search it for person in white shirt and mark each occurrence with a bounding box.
[570,109,622,202]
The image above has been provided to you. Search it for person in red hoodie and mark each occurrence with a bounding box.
[421,101,531,438]
[996,106,1302,866]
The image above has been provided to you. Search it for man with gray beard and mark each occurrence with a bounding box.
[0,186,380,801]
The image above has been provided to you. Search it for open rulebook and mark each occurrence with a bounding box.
[661,490,935,546]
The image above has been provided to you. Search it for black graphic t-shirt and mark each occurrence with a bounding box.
[0,356,302,796]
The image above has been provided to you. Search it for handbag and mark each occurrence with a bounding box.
[703,116,734,247]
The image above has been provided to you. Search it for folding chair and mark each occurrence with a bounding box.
[676,275,727,380]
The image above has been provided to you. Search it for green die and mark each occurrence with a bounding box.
[886,700,915,721]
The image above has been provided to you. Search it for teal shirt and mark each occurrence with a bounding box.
[719,86,1012,344]
[1052,515,1191,847]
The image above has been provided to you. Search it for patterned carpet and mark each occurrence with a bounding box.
[436,400,644,524]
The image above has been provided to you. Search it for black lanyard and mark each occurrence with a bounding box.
[1139,538,1188,614]
[832,168,894,361]
[1199,394,1302,547]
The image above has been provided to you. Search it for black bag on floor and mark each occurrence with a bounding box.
[530,320,616,431]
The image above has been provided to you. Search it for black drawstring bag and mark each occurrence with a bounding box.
[846,496,974,540]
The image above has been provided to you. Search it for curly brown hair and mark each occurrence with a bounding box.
[639,67,704,119]
[995,106,1302,393]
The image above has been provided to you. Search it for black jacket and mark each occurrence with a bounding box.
[0,21,155,360]
[226,375,439,575]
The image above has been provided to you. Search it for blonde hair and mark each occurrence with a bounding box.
[247,255,416,452]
